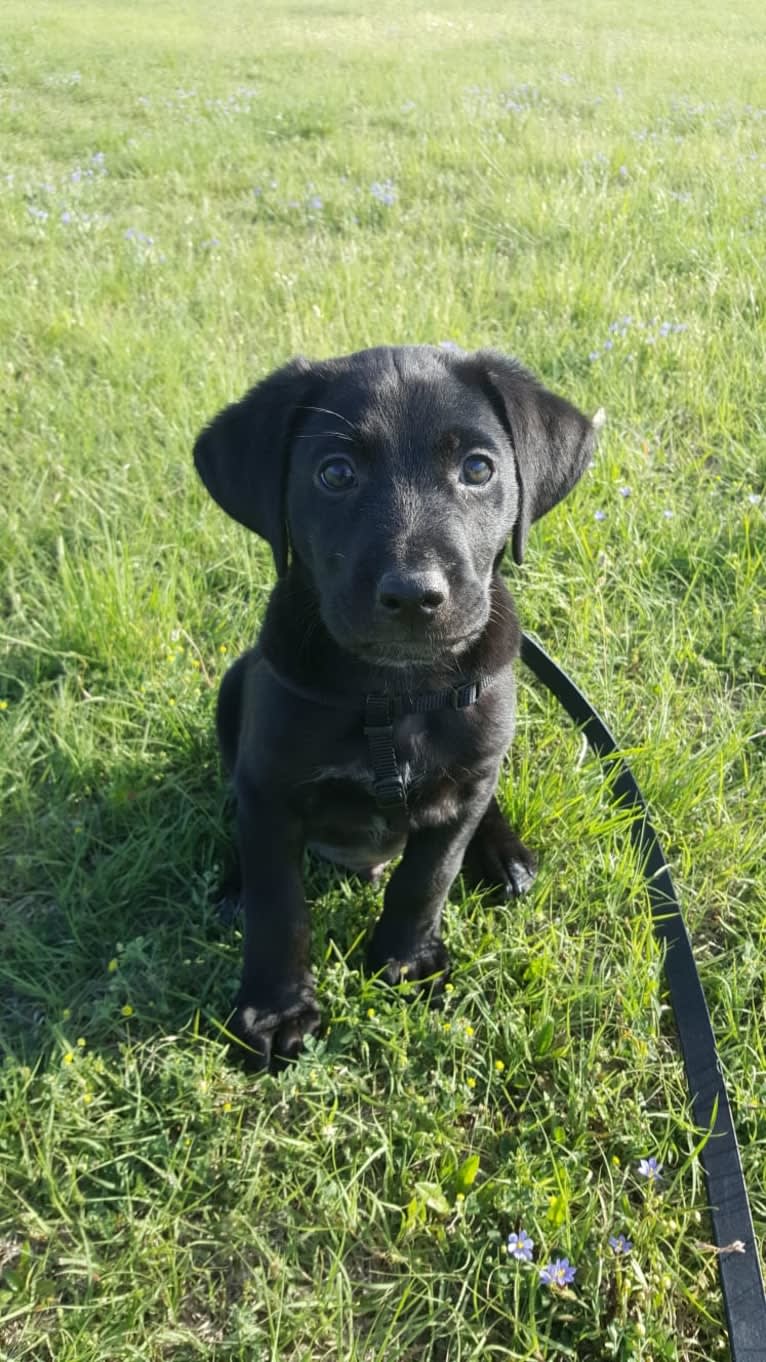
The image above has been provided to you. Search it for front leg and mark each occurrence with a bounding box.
[367,786,494,987]
[229,787,320,1071]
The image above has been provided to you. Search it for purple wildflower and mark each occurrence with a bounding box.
[619,486,632,498]
[60,210,73,224]
[539,1257,576,1288]
[609,1233,633,1255]
[507,1229,534,1262]
[370,179,396,206]
[638,1156,662,1183]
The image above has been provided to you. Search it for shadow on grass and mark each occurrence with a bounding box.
[0,733,242,1066]
[0,732,393,1070]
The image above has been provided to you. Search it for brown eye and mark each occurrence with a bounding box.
[318,458,356,491]
[461,454,494,486]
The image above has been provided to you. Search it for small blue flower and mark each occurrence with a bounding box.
[60,210,73,224]
[609,1233,633,1255]
[539,1257,576,1288]
[307,195,323,211]
[370,179,396,206]
[594,509,607,522]
[638,1156,662,1183]
[588,351,600,362]
[507,1229,534,1262]
[618,486,632,498]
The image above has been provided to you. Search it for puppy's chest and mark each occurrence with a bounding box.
[295,712,476,830]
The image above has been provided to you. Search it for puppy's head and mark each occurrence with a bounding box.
[194,346,599,665]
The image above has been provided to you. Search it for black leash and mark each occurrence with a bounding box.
[520,632,766,1360]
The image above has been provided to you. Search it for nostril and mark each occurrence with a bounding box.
[379,592,402,613]
[421,589,445,611]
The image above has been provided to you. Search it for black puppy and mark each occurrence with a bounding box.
[194,345,600,1070]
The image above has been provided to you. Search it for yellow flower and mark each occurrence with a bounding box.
[63,1052,74,1064]
[107,958,119,973]
[366,1007,376,1019]
[121,1004,134,1018]
[466,1076,476,1089]
[76,1037,86,1048]
[464,1025,474,1037]
[0,699,8,710]
[494,1059,505,1072]
[223,1101,233,1113]
[82,1092,93,1105]
[218,644,228,654]
[168,697,176,707]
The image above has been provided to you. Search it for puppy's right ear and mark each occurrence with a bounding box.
[193,357,314,577]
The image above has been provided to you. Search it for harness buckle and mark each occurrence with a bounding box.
[452,679,481,709]
[373,774,407,808]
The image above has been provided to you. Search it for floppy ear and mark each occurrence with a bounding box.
[471,350,601,566]
[193,357,314,577]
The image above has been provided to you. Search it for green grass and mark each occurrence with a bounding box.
[1,0,765,1357]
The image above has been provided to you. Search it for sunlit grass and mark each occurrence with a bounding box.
[1,1,764,1357]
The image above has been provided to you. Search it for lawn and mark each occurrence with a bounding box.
[1,1,764,1357]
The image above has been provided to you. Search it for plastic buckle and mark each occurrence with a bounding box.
[374,775,407,807]
[452,680,480,709]
[364,694,393,729]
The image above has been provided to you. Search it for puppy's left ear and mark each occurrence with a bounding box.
[471,350,602,565]
[193,357,314,577]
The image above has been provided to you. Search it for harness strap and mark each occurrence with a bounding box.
[261,656,493,810]
[520,632,766,1360]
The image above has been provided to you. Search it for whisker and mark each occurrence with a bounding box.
[297,404,359,433]
[292,430,353,443]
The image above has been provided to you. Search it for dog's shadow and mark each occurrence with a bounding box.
[1,731,243,1066]
[0,736,395,1068]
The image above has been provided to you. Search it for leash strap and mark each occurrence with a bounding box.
[520,632,766,1359]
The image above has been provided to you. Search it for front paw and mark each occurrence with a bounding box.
[367,929,450,990]
[462,811,538,902]
[228,979,321,1072]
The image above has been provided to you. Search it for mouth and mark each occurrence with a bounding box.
[353,631,483,667]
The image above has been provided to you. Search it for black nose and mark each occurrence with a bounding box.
[376,570,448,618]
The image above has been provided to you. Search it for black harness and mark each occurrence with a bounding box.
[262,639,766,1356]
[261,657,494,809]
